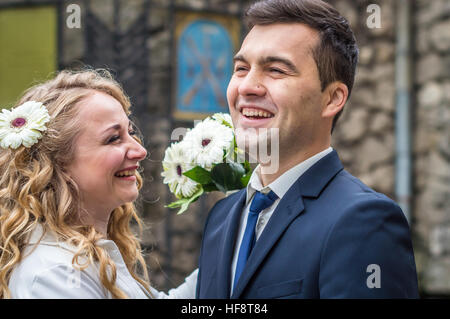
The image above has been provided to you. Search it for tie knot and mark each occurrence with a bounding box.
[249,190,278,215]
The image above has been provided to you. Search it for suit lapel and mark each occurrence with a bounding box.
[231,183,305,298]
[215,189,246,298]
[231,150,344,298]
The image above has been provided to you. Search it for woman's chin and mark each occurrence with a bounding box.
[115,190,139,207]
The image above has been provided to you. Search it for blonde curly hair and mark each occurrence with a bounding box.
[0,69,151,298]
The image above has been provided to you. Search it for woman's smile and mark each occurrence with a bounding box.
[114,165,138,180]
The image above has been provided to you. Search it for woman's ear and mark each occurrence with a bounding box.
[321,82,348,119]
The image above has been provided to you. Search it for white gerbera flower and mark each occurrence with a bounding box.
[161,141,200,198]
[0,101,50,149]
[183,118,234,170]
[211,112,233,128]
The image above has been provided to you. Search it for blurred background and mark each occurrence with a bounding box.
[0,0,449,298]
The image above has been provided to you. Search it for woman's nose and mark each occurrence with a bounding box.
[127,138,147,161]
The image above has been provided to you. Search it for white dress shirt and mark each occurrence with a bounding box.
[8,224,197,299]
[230,147,333,293]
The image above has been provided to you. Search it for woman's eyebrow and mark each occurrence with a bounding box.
[102,124,121,133]
[102,121,131,134]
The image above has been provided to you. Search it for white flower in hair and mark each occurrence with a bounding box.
[161,141,200,199]
[183,118,234,170]
[0,101,50,149]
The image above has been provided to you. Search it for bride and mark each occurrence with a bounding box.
[0,69,196,298]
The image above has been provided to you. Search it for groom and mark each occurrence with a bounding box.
[196,0,419,298]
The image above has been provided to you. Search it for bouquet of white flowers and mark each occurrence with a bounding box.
[161,113,252,214]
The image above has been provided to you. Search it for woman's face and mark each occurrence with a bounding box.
[67,91,147,217]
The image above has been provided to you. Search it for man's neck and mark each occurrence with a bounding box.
[258,144,331,187]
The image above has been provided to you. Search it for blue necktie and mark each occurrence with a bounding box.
[233,190,278,289]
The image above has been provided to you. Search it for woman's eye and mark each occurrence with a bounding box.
[108,135,120,143]
[107,130,135,144]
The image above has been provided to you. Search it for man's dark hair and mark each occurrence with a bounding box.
[245,0,359,132]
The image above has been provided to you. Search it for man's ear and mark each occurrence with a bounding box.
[321,82,348,119]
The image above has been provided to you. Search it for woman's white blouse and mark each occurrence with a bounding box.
[8,225,197,299]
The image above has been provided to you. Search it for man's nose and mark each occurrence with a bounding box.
[238,69,266,97]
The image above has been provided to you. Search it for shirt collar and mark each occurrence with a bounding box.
[245,147,333,204]
[27,223,62,245]
[26,223,121,260]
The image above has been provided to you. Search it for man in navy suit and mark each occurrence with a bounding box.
[196,0,419,298]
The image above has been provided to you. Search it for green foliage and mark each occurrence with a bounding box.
[166,187,204,215]
[168,160,252,214]
[210,162,246,193]
[0,6,57,108]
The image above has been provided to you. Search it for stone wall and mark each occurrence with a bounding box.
[412,0,450,296]
[55,0,449,296]
[330,0,397,202]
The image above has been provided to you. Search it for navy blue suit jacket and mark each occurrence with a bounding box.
[196,150,419,298]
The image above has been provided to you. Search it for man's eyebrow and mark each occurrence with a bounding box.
[233,54,247,64]
[233,54,299,73]
[261,56,299,73]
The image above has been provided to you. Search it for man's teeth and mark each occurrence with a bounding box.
[242,108,274,118]
[115,170,134,177]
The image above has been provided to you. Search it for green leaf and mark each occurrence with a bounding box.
[240,173,251,187]
[166,197,189,208]
[165,187,204,215]
[239,160,253,186]
[221,119,233,128]
[202,183,219,192]
[183,166,212,185]
[211,162,246,193]
[243,160,252,174]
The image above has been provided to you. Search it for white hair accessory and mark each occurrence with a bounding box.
[0,101,50,149]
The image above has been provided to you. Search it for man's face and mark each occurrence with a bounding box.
[227,23,326,163]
